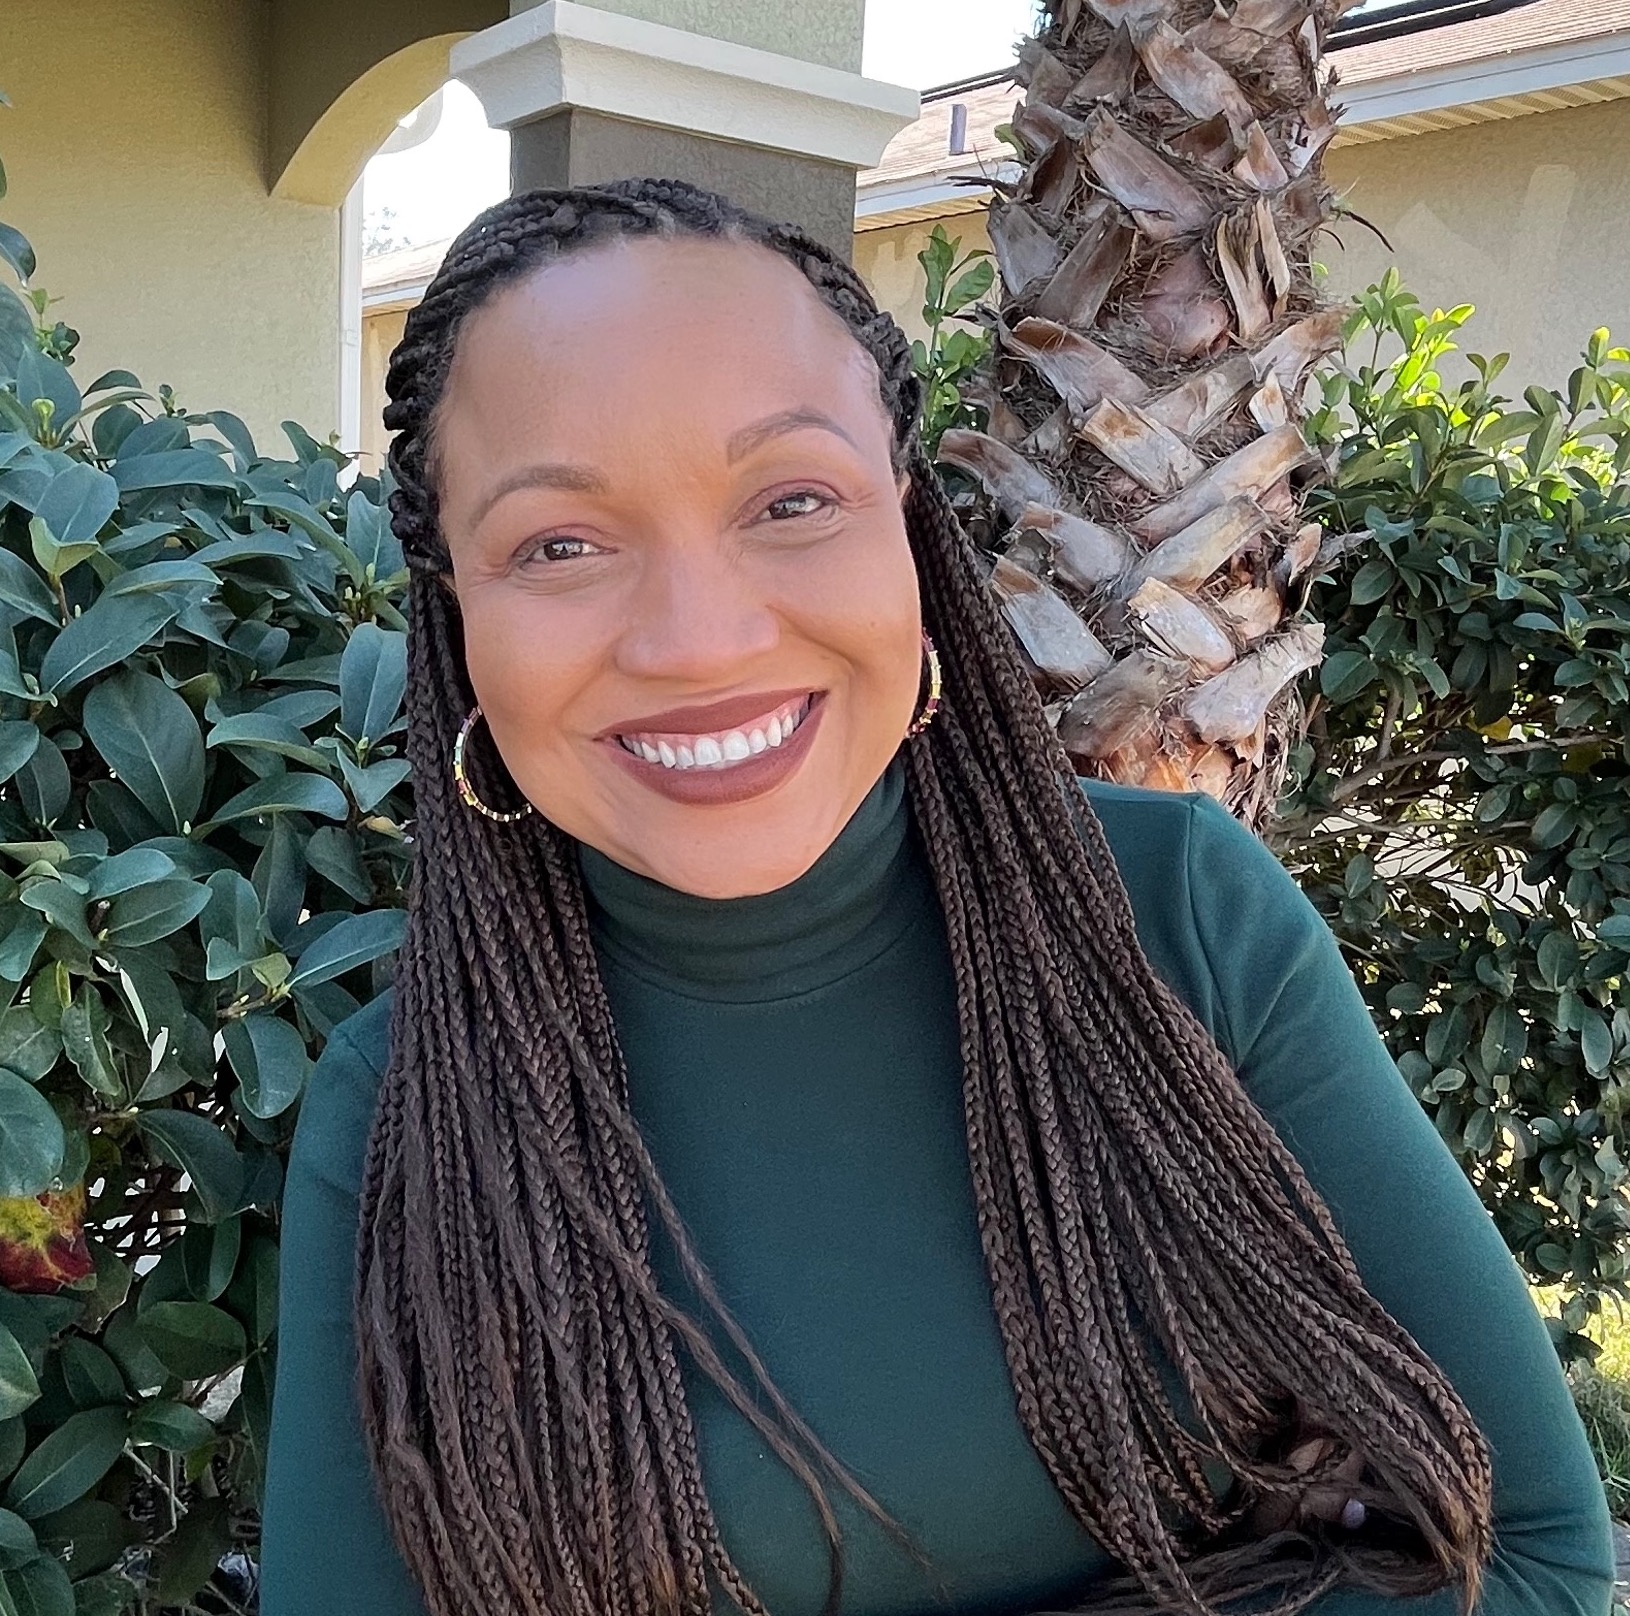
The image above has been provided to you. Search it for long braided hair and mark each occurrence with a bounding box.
[359,178,1493,1616]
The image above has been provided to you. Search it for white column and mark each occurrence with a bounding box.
[450,0,918,174]
[338,176,365,463]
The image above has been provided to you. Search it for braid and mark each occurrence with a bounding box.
[358,178,1492,1616]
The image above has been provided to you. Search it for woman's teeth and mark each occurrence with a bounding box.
[618,696,813,771]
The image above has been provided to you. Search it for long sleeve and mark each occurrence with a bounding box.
[1180,792,1614,1616]
[260,1016,428,1616]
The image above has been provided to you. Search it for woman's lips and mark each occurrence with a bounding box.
[603,692,827,806]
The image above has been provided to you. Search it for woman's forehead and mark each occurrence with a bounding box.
[438,236,888,449]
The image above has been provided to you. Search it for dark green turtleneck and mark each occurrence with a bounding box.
[261,767,1612,1616]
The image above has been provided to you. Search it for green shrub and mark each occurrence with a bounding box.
[0,163,410,1612]
[1278,272,1630,1360]
[909,224,994,456]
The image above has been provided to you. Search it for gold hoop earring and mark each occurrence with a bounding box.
[452,704,535,823]
[905,630,942,739]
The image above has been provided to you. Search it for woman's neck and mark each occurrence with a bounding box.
[576,762,924,1002]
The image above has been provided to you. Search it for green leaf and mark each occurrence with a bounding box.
[222,1014,310,1120]
[0,1009,59,1083]
[180,1217,239,1304]
[0,1329,39,1423]
[1479,1003,1528,1077]
[135,1113,243,1225]
[288,909,407,989]
[224,1235,279,1347]
[13,744,70,831]
[32,465,118,550]
[58,991,118,1100]
[1537,929,1579,989]
[1531,802,1580,849]
[84,848,178,903]
[81,671,205,834]
[0,1420,22,1483]
[38,594,177,696]
[134,1303,246,1381]
[1595,916,1630,949]
[0,1553,72,1616]
[0,1073,64,1199]
[0,553,57,627]
[1345,558,1394,607]
[31,1497,126,1580]
[336,753,409,813]
[0,225,35,286]
[338,624,408,746]
[305,826,370,902]
[1319,650,1379,704]
[104,558,218,597]
[99,880,210,948]
[2,1407,128,1520]
[0,727,38,788]
[204,712,327,771]
[199,771,347,831]
[108,449,238,495]
[56,1342,124,1411]
[0,915,45,984]
[153,1495,231,1607]
[128,1401,213,1455]
[944,258,995,313]
[1580,1011,1615,1077]
[99,1309,168,1402]
[0,1508,36,1572]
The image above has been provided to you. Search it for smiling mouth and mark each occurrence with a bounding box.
[615,693,817,772]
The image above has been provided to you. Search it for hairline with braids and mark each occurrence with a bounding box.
[360,176,1493,1616]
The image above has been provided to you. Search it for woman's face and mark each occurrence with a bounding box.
[431,236,923,898]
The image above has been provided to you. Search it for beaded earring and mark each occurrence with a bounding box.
[906,629,942,739]
[451,704,535,823]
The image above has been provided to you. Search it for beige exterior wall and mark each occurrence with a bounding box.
[360,309,411,475]
[6,1,341,455]
[1324,100,1630,387]
[854,212,994,348]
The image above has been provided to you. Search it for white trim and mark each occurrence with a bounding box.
[1334,29,1630,126]
[339,178,364,458]
[855,160,1021,227]
[449,1,918,168]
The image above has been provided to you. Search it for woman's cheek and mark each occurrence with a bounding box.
[460,591,601,767]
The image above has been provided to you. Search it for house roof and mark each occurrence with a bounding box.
[854,0,1630,224]
[362,239,452,312]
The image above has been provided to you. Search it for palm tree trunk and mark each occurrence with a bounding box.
[947,0,1359,828]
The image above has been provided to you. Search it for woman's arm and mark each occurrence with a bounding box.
[1177,793,1614,1615]
[260,1022,429,1616]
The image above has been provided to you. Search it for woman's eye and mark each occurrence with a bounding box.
[762,490,832,521]
[520,536,595,565]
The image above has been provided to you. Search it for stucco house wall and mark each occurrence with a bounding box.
[1323,98,1630,382]
[6,1,340,452]
[853,215,995,351]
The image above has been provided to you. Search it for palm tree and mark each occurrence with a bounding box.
[944,0,1360,827]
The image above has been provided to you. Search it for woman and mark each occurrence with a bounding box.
[259,179,1613,1616]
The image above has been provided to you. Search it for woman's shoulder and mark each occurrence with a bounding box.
[1074,777,1324,1061]
[286,988,396,1200]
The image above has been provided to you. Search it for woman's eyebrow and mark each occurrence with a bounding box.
[725,408,860,464]
[471,462,609,526]
[469,410,858,527]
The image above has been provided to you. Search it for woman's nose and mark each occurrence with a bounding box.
[615,547,780,685]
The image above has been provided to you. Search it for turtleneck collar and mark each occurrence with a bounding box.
[577,762,926,1003]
